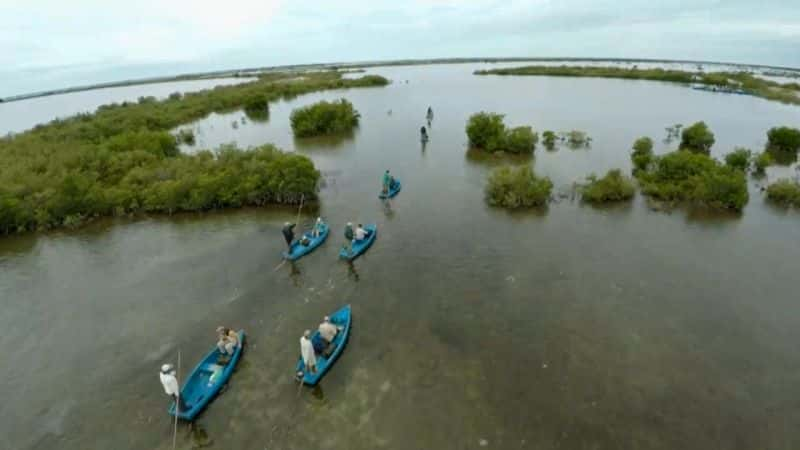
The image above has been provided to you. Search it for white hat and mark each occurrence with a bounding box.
[323,316,330,322]
[284,222,290,226]
[161,364,173,373]
[303,330,311,338]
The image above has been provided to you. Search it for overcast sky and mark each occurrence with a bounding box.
[2,0,799,96]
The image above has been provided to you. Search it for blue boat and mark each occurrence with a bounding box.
[339,224,377,261]
[282,223,329,261]
[379,180,402,199]
[295,305,351,386]
[168,330,245,421]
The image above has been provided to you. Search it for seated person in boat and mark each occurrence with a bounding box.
[300,330,317,374]
[216,326,239,356]
[299,235,311,246]
[355,224,369,241]
[311,217,325,238]
[160,363,189,410]
[318,316,338,344]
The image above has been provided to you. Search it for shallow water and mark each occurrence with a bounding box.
[2,63,800,450]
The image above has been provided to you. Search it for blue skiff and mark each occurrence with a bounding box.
[168,330,245,421]
[379,180,402,199]
[339,224,377,261]
[295,305,351,386]
[283,223,329,261]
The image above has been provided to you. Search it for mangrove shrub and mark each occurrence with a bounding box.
[485,165,552,208]
[680,121,715,154]
[542,130,557,150]
[753,152,773,175]
[766,180,800,207]
[631,137,654,173]
[244,94,270,121]
[766,126,800,153]
[290,99,360,138]
[636,150,748,210]
[465,112,538,154]
[724,147,751,172]
[580,169,636,203]
[0,71,388,235]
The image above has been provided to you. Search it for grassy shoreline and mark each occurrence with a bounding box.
[475,65,800,106]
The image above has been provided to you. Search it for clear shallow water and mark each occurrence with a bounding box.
[0,77,252,135]
[2,63,800,449]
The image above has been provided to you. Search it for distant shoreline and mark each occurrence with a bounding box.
[3,56,799,103]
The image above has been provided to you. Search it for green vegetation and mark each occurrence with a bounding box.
[175,128,195,145]
[243,94,270,121]
[485,165,552,208]
[631,137,654,173]
[724,148,751,172]
[542,130,557,150]
[475,65,800,106]
[564,130,591,148]
[634,150,749,210]
[766,180,800,207]
[466,112,538,154]
[680,121,715,154]
[580,169,636,203]
[290,99,360,138]
[766,126,800,153]
[0,71,389,234]
[753,152,773,175]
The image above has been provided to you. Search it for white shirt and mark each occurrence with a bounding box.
[319,322,337,342]
[300,336,317,367]
[355,227,367,240]
[160,372,179,396]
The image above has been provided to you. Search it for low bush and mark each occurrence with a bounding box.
[753,152,773,175]
[766,179,800,206]
[565,130,591,148]
[244,94,270,121]
[466,112,538,154]
[485,165,552,208]
[631,137,654,173]
[636,150,748,210]
[680,121,715,154]
[290,99,360,138]
[766,126,800,153]
[542,130,557,149]
[580,169,635,203]
[724,147,751,172]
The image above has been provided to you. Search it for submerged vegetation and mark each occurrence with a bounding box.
[475,65,800,106]
[766,180,800,207]
[0,71,388,234]
[485,165,552,208]
[290,99,361,138]
[753,152,773,175]
[580,169,636,203]
[175,128,196,145]
[466,112,538,154]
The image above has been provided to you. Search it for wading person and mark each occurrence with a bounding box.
[426,106,433,123]
[300,330,317,374]
[382,170,393,194]
[281,222,296,249]
[160,364,188,411]
[420,126,428,142]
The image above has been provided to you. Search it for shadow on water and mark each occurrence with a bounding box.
[465,147,534,166]
[345,261,360,281]
[293,130,356,151]
[381,199,395,219]
[578,198,635,215]
[243,108,269,123]
[684,205,743,225]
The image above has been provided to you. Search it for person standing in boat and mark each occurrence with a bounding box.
[344,222,354,251]
[160,364,188,411]
[282,222,296,249]
[311,217,325,238]
[420,126,428,142]
[382,170,394,194]
[300,330,317,374]
[216,326,239,356]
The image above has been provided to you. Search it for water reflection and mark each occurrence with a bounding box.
[464,147,534,166]
[293,130,356,151]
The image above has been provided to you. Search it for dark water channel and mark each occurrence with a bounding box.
[2,63,800,449]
